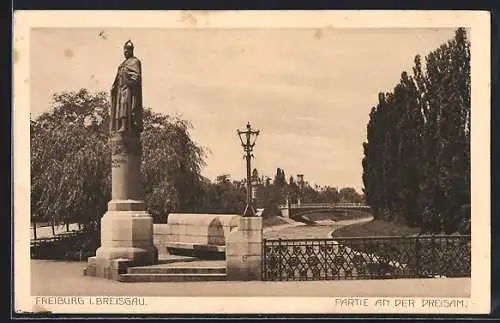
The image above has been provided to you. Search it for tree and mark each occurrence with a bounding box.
[272,168,287,204]
[255,182,281,209]
[141,110,207,220]
[318,186,339,203]
[339,187,363,203]
[252,168,260,183]
[362,28,470,233]
[31,89,207,228]
[31,89,110,231]
[200,175,246,214]
[422,28,471,233]
[363,93,395,219]
[273,168,286,188]
[362,106,381,217]
[287,175,299,203]
[393,71,425,227]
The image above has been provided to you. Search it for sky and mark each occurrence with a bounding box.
[30,28,456,192]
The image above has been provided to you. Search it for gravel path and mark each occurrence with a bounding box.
[31,260,469,297]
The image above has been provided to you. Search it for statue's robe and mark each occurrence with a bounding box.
[110,56,143,133]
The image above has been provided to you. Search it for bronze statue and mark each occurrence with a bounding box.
[110,40,143,133]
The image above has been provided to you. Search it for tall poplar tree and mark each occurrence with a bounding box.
[362,28,470,233]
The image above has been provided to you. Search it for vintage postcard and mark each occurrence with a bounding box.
[13,10,491,314]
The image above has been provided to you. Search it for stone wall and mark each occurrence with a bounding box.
[153,213,240,257]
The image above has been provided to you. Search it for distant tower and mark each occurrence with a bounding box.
[251,168,260,204]
[297,174,304,205]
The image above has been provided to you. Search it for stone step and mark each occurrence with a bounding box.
[127,266,226,274]
[165,242,226,253]
[119,273,227,282]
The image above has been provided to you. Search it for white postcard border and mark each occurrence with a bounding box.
[13,10,491,314]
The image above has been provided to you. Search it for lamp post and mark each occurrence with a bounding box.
[237,122,260,217]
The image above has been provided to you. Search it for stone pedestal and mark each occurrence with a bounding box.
[226,216,263,281]
[84,132,158,279]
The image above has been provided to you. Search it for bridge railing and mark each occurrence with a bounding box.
[280,203,370,209]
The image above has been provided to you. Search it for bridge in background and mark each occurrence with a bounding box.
[279,202,371,218]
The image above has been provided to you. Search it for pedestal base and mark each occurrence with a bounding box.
[83,201,158,280]
[226,216,263,281]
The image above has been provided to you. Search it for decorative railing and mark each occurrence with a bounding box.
[262,235,471,281]
[279,203,371,210]
[30,231,82,247]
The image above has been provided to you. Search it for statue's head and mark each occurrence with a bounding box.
[123,40,134,59]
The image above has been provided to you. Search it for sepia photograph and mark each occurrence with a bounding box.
[13,10,491,314]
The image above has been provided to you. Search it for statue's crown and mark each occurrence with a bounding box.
[124,40,134,49]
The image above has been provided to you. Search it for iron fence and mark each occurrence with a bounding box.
[262,235,471,281]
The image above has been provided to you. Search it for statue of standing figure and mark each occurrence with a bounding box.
[110,40,143,134]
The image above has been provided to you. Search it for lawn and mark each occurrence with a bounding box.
[330,218,470,278]
[262,216,289,228]
[303,210,372,223]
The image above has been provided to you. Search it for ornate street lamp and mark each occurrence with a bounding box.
[237,122,260,217]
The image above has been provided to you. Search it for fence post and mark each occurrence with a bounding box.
[431,235,436,277]
[415,236,420,277]
[323,239,328,280]
[278,238,282,281]
[261,239,266,280]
